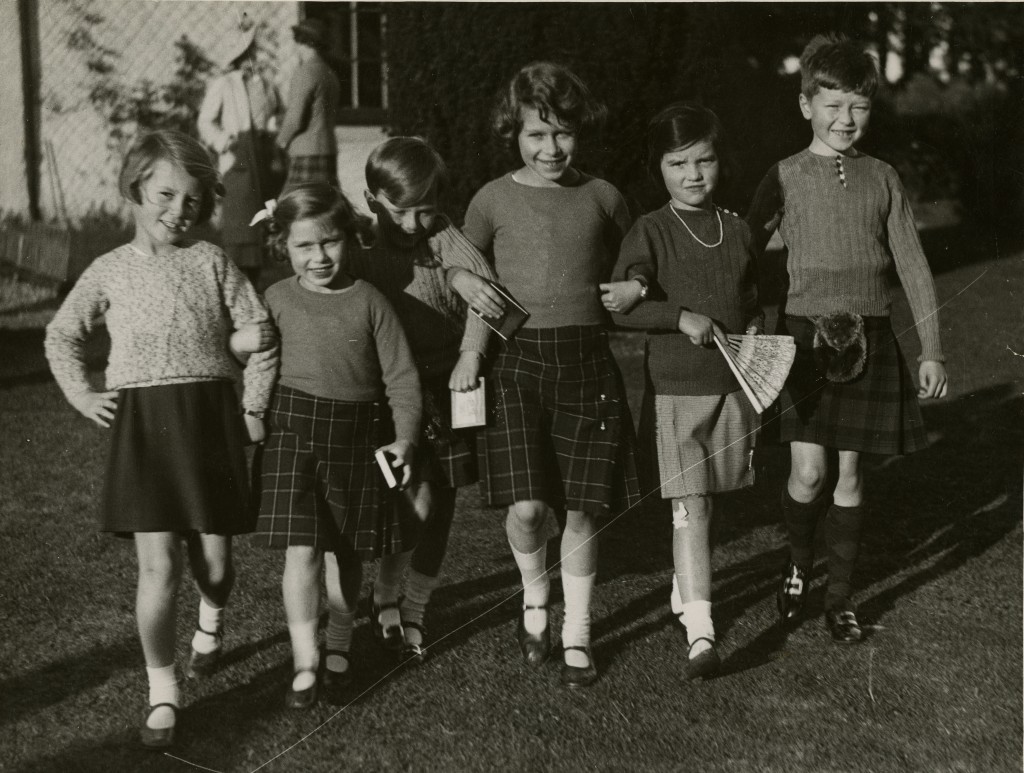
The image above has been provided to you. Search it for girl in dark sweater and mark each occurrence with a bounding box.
[608,103,763,680]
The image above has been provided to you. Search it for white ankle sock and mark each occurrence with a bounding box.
[192,599,224,654]
[375,551,410,631]
[680,600,714,657]
[510,543,550,635]
[146,664,179,728]
[325,611,355,672]
[402,569,438,646]
[288,619,319,674]
[561,570,595,668]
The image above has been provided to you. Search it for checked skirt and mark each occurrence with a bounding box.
[479,325,640,515]
[777,315,929,455]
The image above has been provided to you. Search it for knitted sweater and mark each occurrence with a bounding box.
[44,241,273,412]
[746,149,943,361]
[258,277,421,444]
[612,205,762,396]
[462,172,632,328]
[350,217,497,381]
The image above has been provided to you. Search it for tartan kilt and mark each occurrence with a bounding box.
[252,385,413,559]
[479,325,641,514]
[283,154,339,192]
[777,315,929,455]
[418,374,478,489]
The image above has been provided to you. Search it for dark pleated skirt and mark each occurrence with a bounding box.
[777,315,929,455]
[102,380,253,535]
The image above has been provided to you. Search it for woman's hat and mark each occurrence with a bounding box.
[220,27,257,69]
[291,17,328,48]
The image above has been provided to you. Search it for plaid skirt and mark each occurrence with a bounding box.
[777,315,929,455]
[419,374,478,489]
[479,325,641,514]
[638,391,758,498]
[102,381,253,536]
[283,154,339,192]
[252,385,413,558]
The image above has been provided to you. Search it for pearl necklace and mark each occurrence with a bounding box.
[670,205,723,248]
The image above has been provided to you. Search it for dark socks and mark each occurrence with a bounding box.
[824,503,867,610]
[781,489,831,569]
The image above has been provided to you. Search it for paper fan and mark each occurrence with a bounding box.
[713,333,796,414]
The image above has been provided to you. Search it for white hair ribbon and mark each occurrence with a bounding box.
[249,199,277,226]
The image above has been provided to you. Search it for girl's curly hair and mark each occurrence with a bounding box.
[263,183,374,261]
[491,61,607,153]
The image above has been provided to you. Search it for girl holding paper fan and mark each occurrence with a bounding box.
[607,102,764,680]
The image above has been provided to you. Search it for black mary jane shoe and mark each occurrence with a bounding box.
[185,627,223,679]
[371,601,405,652]
[401,622,428,665]
[685,638,721,681]
[140,703,177,750]
[824,608,864,645]
[284,669,319,710]
[560,645,598,688]
[516,605,551,667]
[322,651,353,704]
[777,561,810,627]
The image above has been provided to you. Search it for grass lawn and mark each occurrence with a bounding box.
[1,226,1021,772]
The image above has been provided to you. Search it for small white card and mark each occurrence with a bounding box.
[375,448,399,489]
[451,378,487,429]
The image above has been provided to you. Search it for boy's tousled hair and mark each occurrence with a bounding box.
[267,183,372,261]
[799,33,880,99]
[491,61,607,148]
[645,102,723,183]
[365,136,448,207]
[119,130,223,225]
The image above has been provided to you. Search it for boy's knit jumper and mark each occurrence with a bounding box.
[462,172,632,328]
[746,149,943,361]
[612,205,763,396]
[350,217,496,381]
[44,241,274,412]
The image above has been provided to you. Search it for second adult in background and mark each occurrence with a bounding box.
[277,18,341,191]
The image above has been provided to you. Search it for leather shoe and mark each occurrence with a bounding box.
[139,703,177,750]
[516,605,551,667]
[824,608,863,644]
[401,622,428,665]
[371,601,405,652]
[685,638,720,681]
[186,639,222,680]
[322,651,353,704]
[560,645,597,688]
[777,561,810,626]
[284,669,318,710]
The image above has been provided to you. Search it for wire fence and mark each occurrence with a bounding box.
[36,0,300,225]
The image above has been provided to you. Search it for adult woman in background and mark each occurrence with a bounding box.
[198,24,282,284]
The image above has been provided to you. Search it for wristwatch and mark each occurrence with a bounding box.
[243,409,265,419]
[633,277,649,300]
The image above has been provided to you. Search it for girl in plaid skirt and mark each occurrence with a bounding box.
[606,104,764,680]
[458,62,640,687]
[243,184,421,707]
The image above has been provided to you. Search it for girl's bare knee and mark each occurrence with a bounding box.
[509,501,548,531]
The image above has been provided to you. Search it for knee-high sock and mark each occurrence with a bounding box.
[782,489,830,568]
[824,503,866,609]
[510,542,550,635]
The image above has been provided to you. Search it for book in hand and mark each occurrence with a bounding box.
[451,378,487,429]
[375,448,400,489]
[469,281,530,341]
